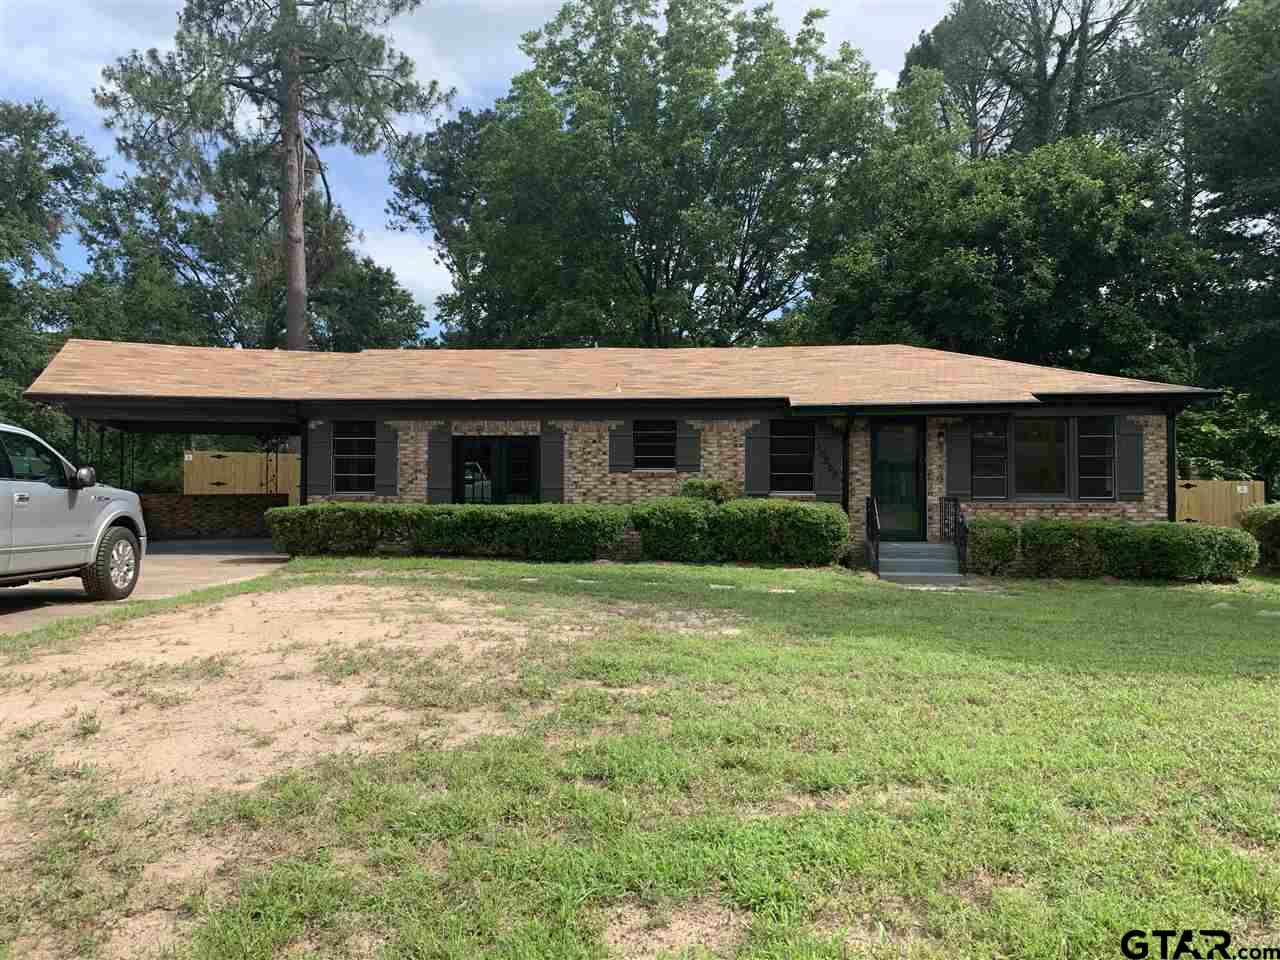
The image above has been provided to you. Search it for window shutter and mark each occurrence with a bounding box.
[945,422,972,498]
[608,422,633,473]
[426,427,453,503]
[676,421,701,473]
[305,420,332,498]
[374,420,398,497]
[744,423,770,496]
[813,420,844,502]
[540,427,565,502]
[1116,417,1144,501]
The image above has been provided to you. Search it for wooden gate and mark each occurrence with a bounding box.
[1175,479,1266,528]
[183,451,301,505]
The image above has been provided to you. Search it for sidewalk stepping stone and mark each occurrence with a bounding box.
[519,577,541,583]
[709,584,736,591]
[767,588,797,594]
[1210,602,1235,609]
[1260,610,1280,618]
[574,578,599,585]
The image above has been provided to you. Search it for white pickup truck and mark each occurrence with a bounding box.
[0,423,146,600]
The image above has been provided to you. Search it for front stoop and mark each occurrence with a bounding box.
[878,543,965,585]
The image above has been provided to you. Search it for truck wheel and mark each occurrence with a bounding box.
[83,527,140,601]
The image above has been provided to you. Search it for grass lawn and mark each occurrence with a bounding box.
[1,559,1279,959]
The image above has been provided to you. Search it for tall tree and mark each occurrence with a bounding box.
[95,0,444,350]
[389,0,882,347]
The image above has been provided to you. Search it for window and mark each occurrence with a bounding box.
[1013,418,1068,497]
[971,418,1008,499]
[0,432,65,485]
[332,421,376,493]
[1077,415,1115,499]
[633,420,677,470]
[770,420,814,492]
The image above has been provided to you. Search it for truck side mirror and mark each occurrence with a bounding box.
[75,465,97,488]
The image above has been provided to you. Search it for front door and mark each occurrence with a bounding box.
[871,419,926,541]
[454,437,539,504]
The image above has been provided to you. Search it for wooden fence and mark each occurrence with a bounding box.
[1175,479,1266,528]
[183,451,301,506]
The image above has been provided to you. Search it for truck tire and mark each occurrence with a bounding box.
[83,527,141,601]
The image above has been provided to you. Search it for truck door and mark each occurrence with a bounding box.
[0,431,95,574]
[0,440,12,575]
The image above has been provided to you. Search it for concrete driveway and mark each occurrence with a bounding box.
[0,539,287,636]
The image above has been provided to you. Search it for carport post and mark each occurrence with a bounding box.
[299,420,309,506]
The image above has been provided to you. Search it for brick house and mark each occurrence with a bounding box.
[27,340,1215,547]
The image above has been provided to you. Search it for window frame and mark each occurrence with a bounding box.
[631,419,678,471]
[331,420,377,494]
[1011,416,1070,500]
[769,419,816,494]
[963,414,1120,503]
[0,431,68,486]
[970,417,1009,500]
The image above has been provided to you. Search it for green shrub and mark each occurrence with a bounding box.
[679,478,733,504]
[630,496,848,565]
[1242,504,1280,567]
[1020,519,1105,578]
[629,496,717,563]
[266,502,628,561]
[709,498,849,566]
[964,518,1019,575]
[960,516,1259,581]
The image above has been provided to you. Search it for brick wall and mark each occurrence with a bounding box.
[141,494,288,539]
[554,418,757,504]
[315,417,757,506]
[850,413,1170,546]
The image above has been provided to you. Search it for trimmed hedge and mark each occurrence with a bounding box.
[965,518,1020,575]
[964,517,1258,581]
[632,496,849,565]
[679,478,733,505]
[1242,504,1280,568]
[265,502,628,561]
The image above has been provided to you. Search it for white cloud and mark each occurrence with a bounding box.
[357,226,454,323]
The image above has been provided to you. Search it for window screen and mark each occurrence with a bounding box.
[633,420,677,469]
[1013,418,1068,497]
[333,421,376,493]
[1077,416,1115,499]
[769,420,815,492]
[971,418,1008,499]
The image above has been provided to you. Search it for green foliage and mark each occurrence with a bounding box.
[1241,505,1280,568]
[1178,391,1280,496]
[388,0,881,346]
[972,518,1258,581]
[679,478,733,505]
[265,503,628,561]
[631,497,848,566]
[629,497,717,563]
[964,518,1020,575]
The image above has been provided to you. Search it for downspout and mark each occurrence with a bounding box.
[1166,405,1178,522]
[299,415,309,507]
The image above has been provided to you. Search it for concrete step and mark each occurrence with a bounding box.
[880,543,958,558]
[879,572,967,585]
[879,557,961,574]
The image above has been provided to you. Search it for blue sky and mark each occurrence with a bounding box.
[0,0,948,321]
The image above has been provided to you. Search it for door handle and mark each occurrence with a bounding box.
[14,492,30,504]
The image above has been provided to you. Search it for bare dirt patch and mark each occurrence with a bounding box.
[0,585,532,791]
[602,899,748,958]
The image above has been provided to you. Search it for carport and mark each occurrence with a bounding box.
[25,341,320,504]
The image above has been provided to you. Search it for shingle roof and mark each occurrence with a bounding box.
[25,339,1213,408]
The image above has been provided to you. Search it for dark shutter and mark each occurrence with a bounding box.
[426,427,453,503]
[1116,417,1144,501]
[945,422,972,498]
[305,419,332,498]
[676,421,701,473]
[608,422,633,473]
[744,422,770,496]
[375,420,398,497]
[540,427,565,503]
[813,419,844,502]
